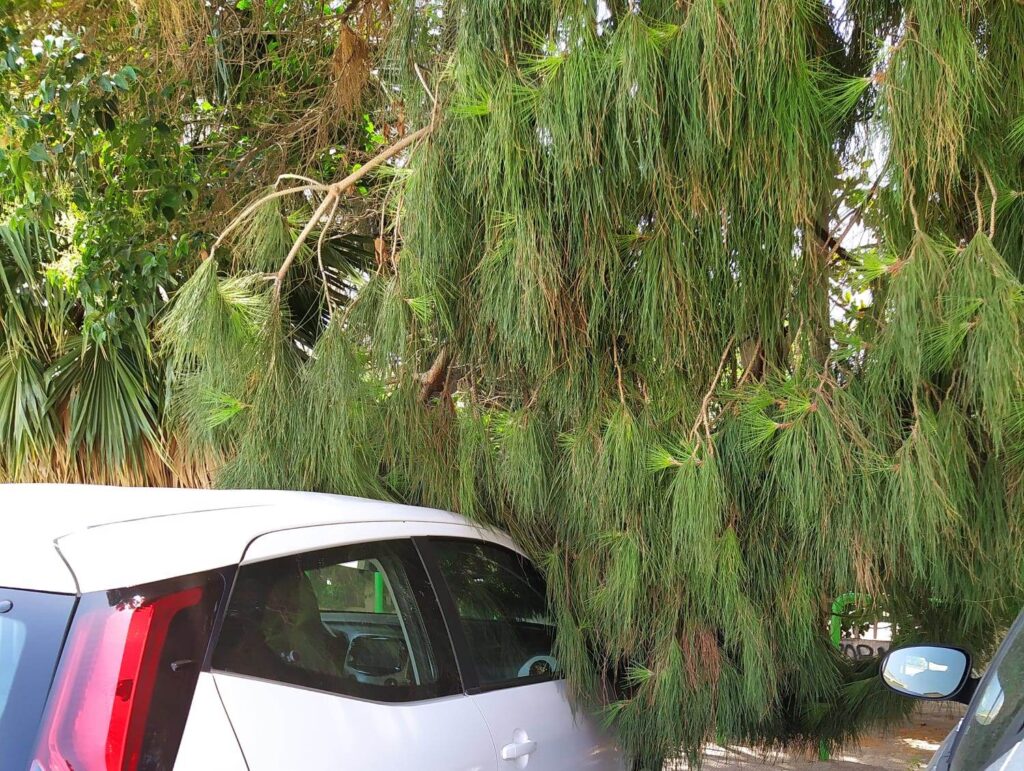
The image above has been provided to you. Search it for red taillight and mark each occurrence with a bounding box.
[33,580,217,771]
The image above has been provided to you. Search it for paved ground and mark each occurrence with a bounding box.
[667,704,965,770]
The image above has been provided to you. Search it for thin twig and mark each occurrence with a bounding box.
[275,173,323,188]
[909,197,922,233]
[738,339,761,385]
[390,192,403,272]
[377,177,391,271]
[690,336,736,442]
[273,124,433,293]
[974,178,985,235]
[316,194,341,318]
[612,337,627,407]
[825,175,882,266]
[211,184,328,260]
[415,62,441,133]
[981,163,998,239]
[414,63,436,109]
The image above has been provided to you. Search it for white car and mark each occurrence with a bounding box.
[0,485,624,771]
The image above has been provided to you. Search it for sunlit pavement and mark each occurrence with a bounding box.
[667,704,966,770]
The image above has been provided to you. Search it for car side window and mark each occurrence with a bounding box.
[429,539,558,690]
[950,613,1024,771]
[212,539,460,703]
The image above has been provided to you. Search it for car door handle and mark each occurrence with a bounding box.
[501,739,537,760]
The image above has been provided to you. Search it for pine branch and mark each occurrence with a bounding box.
[209,183,331,262]
[273,124,434,296]
[689,336,736,443]
[338,0,367,23]
[825,175,882,267]
[204,65,439,295]
[418,348,451,403]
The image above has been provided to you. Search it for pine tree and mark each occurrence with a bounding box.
[158,0,1024,764]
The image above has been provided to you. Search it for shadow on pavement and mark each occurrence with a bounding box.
[666,703,966,770]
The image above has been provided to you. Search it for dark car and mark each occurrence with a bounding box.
[880,608,1024,770]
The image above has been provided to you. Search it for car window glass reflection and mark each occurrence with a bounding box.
[951,626,1024,771]
[432,539,558,688]
[883,647,966,698]
[213,539,460,702]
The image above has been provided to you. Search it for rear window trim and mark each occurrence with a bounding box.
[413,537,483,693]
[210,668,476,707]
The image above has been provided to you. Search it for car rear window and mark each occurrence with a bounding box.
[0,587,75,771]
[212,539,461,703]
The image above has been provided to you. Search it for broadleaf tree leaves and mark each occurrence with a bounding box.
[27,142,48,162]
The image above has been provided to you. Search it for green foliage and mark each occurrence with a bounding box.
[6,0,1024,765]
[0,0,389,481]
[0,23,195,339]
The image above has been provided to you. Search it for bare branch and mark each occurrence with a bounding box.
[689,336,736,444]
[981,163,998,239]
[317,194,341,317]
[273,192,338,298]
[272,124,434,292]
[419,348,451,404]
[328,125,432,198]
[275,173,323,188]
[211,184,329,261]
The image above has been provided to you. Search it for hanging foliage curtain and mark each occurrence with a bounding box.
[161,0,1024,763]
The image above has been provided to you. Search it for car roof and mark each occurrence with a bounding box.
[0,485,504,594]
